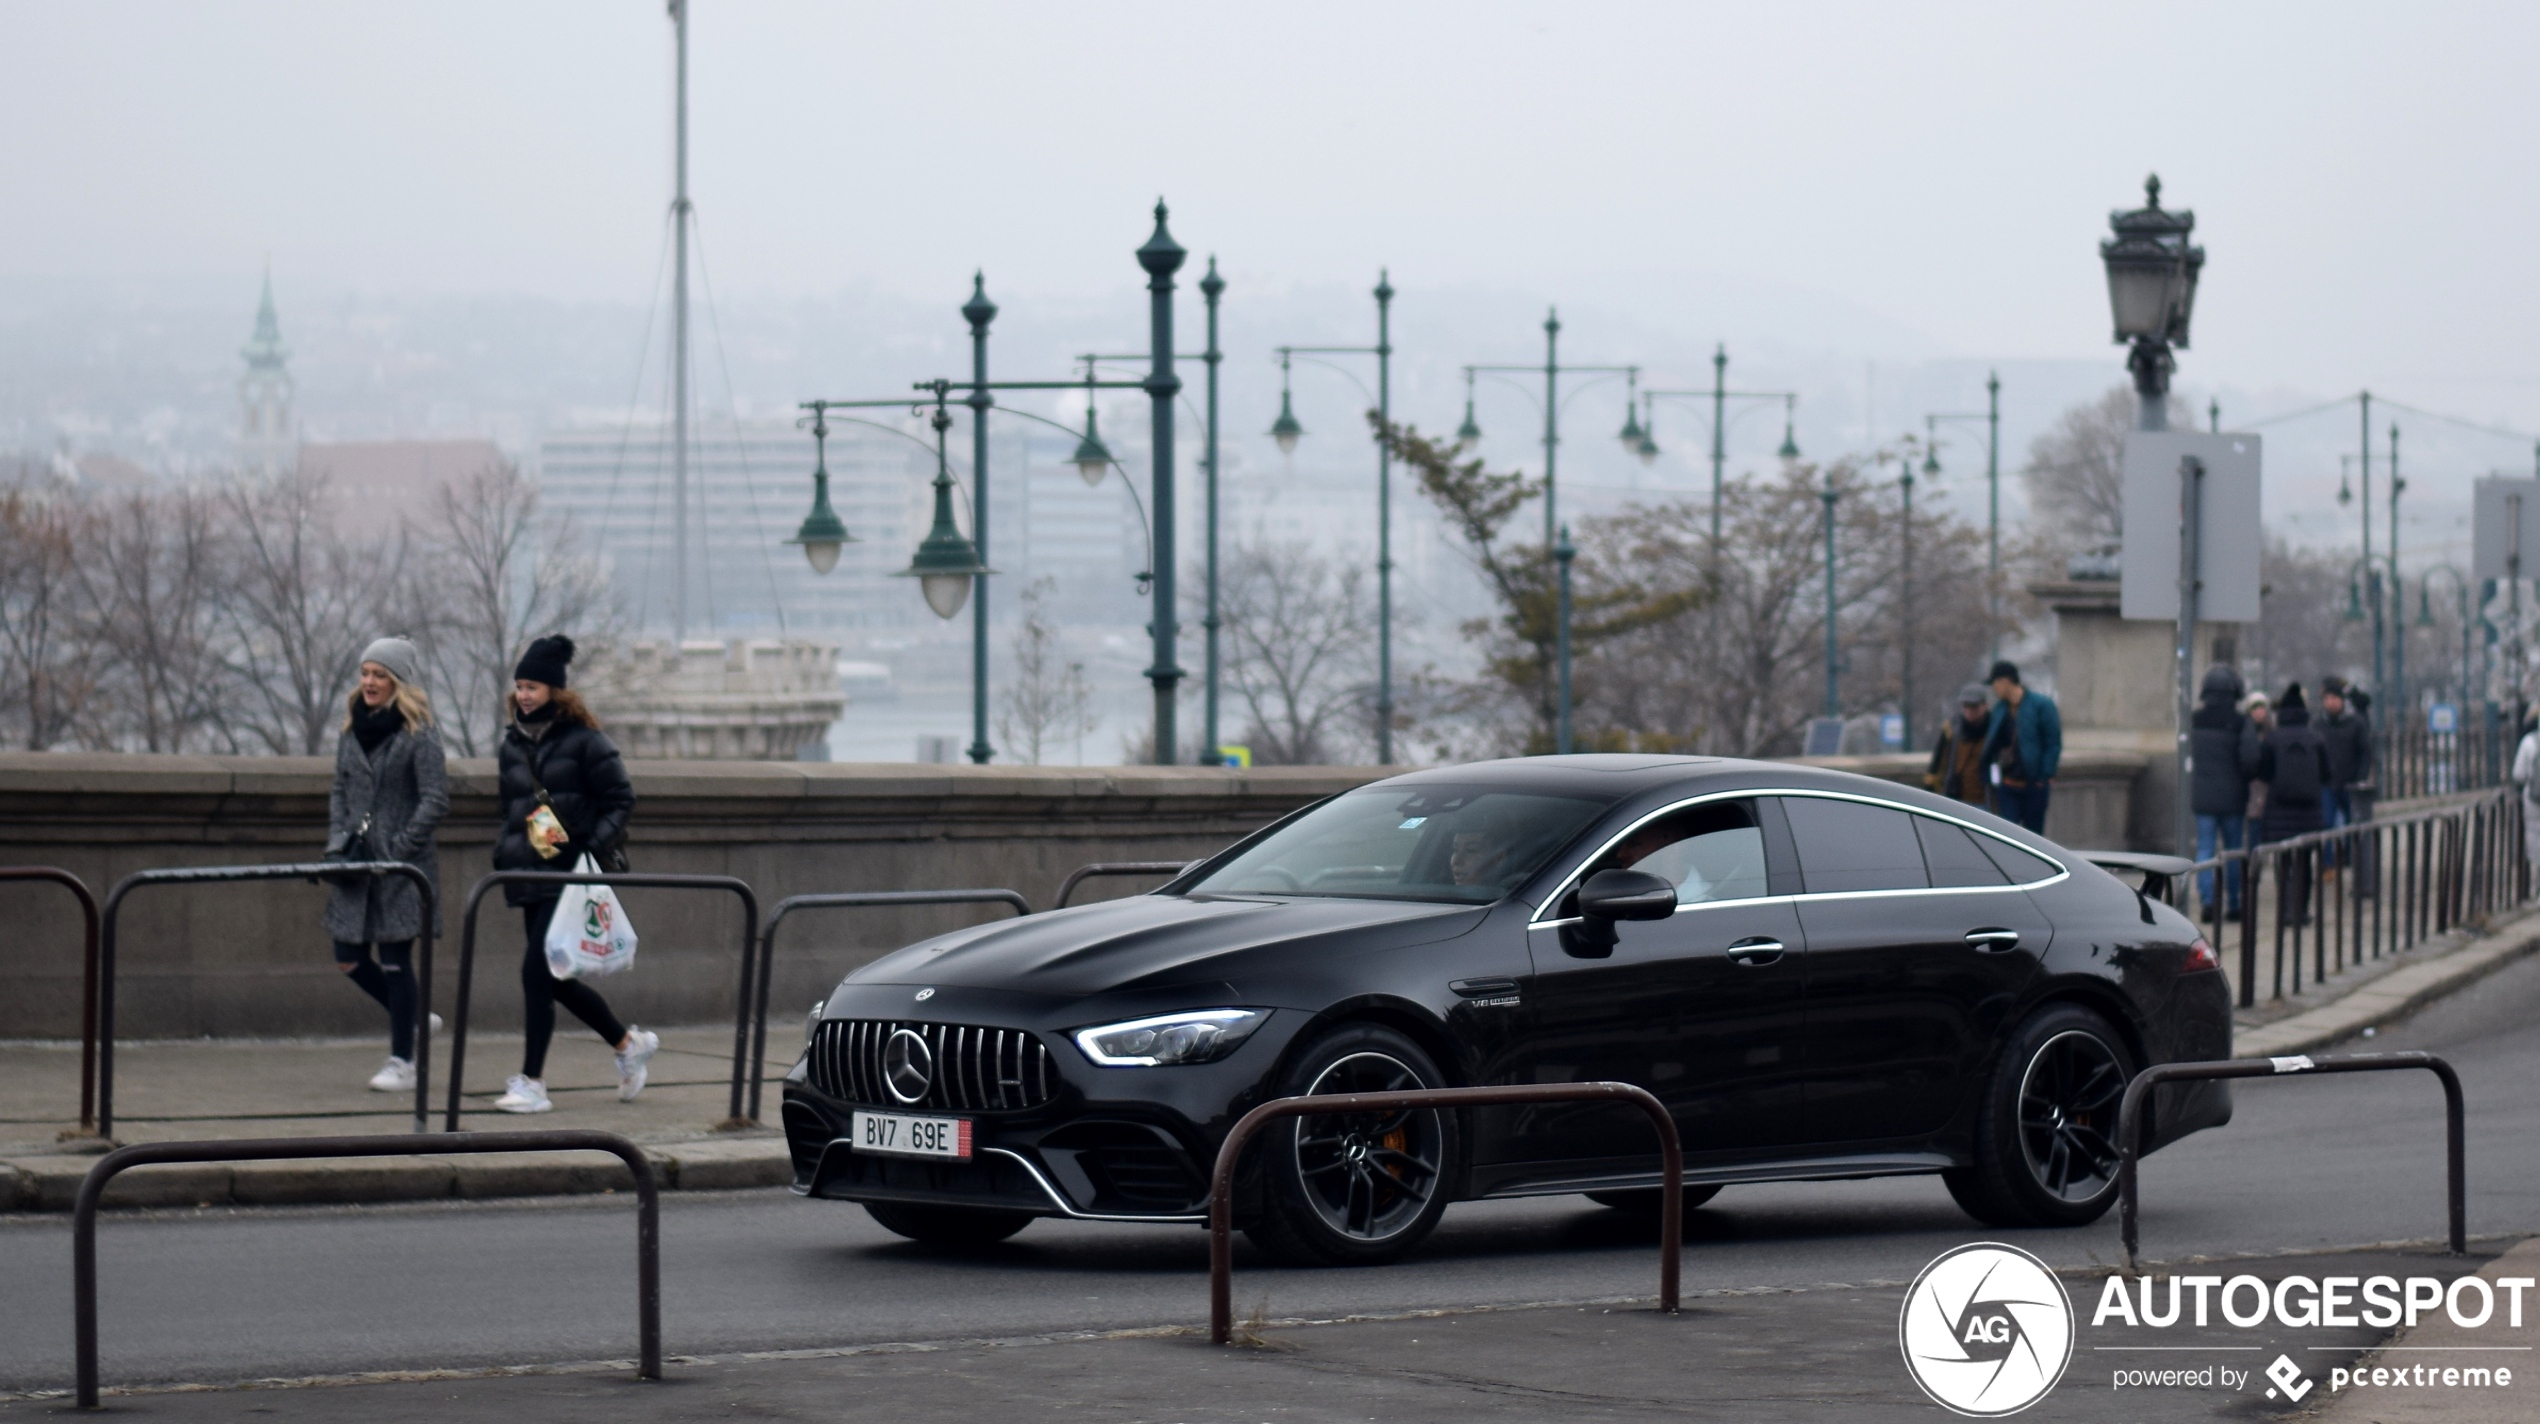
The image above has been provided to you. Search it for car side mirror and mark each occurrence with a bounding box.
[1578,869,1677,922]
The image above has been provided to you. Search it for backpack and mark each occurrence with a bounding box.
[2270,734,2324,804]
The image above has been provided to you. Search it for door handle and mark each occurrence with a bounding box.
[1726,936,1785,967]
[1964,928,2023,952]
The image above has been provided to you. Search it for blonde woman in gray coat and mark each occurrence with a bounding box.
[325,636,449,1092]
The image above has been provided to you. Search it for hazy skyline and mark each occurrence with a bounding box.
[7,1,2539,432]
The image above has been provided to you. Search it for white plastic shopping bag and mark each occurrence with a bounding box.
[546,853,638,979]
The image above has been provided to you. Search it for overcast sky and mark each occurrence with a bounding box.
[6,1,2539,431]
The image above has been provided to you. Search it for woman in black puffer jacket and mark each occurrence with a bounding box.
[490,635,655,1115]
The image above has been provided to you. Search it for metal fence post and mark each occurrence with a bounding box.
[0,867,101,1136]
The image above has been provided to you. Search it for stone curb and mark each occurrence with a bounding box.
[2236,910,2540,1059]
[0,1135,792,1213]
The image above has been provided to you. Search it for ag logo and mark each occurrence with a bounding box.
[1899,1242,2074,1416]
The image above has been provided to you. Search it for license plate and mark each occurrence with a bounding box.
[850,1110,972,1161]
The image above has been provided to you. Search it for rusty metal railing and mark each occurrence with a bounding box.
[1207,1081,1683,1344]
[1053,860,1191,909]
[72,1129,659,1407]
[1,866,101,1137]
[2116,1051,2464,1273]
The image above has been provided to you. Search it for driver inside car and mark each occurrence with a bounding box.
[1447,817,1514,887]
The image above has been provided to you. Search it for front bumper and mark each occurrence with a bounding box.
[780,992,1311,1222]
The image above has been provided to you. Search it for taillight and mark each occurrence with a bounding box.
[2183,938,2219,973]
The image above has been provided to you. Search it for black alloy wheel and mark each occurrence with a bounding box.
[2016,1030,2128,1202]
[1945,1003,2137,1229]
[862,1201,1034,1248]
[1244,1023,1458,1266]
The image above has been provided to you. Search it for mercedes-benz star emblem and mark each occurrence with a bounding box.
[883,1028,934,1105]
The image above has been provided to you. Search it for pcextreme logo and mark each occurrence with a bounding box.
[1899,1243,2076,1417]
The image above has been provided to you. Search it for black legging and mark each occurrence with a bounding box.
[336,939,418,1059]
[521,896,628,1079]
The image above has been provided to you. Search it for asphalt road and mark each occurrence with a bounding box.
[6,954,2539,1397]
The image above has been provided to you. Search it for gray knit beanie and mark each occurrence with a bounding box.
[359,636,424,690]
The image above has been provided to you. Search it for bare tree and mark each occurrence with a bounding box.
[404,459,619,756]
[995,579,1097,765]
[2019,385,2192,566]
[75,487,231,752]
[214,472,399,755]
[0,491,101,750]
[1219,540,1378,765]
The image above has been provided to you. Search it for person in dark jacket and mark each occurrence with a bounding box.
[2256,682,2331,925]
[1982,660,2063,833]
[491,635,656,1115]
[2317,677,2376,889]
[326,636,449,1093]
[2187,664,2259,919]
[1924,684,1994,805]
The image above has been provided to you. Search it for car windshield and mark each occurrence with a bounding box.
[1186,785,1618,904]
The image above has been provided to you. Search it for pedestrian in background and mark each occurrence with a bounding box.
[2512,709,2540,869]
[2317,676,2374,883]
[491,635,655,1115]
[2188,664,2258,921]
[325,636,448,1094]
[1982,660,2062,833]
[1924,684,1994,805]
[2256,682,2330,925]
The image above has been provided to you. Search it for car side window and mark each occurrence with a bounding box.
[1914,815,2010,888]
[1781,796,1932,894]
[1974,832,2062,885]
[1566,799,1770,913]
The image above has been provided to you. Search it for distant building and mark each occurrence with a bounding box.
[536,420,933,633]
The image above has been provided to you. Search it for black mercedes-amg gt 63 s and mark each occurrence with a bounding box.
[781,755,2232,1264]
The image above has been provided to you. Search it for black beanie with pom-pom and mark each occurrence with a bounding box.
[513,635,576,689]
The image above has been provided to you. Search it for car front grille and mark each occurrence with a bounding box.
[807,1019,1059,1113]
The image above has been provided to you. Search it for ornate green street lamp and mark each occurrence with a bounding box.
[1071,360,1115,485]
[897,402,992,621]
[2100,174,2203,431]
[1455,369,1482,444]
[1268,349,1304,454]
[786,404,854,574]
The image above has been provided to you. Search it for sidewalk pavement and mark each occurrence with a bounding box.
[0,1246,2511,1420]
[0,1025,792,1211]
[6,903,2537,1214]
[2317,1236,2540,1424]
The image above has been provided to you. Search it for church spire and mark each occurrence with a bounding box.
[237,263,295,477]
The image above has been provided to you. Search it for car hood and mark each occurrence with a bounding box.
[847,893,1485,1000]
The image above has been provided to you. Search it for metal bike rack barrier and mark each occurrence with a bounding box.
[72,1129,659,1407]
[2117,1051,2465,1274]
[97,862,438,1138]
[1053,860,1192,909]
[1208,1081,1683,1345]
[445,870,758,1131]
[749,888,1033,1122]
[1,867,101,1137]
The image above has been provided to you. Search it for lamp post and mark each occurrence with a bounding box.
[1200,261,1224,766]
[2338,452,2386,694]
[962,274,997,765]
[2421,564,2473,712]
[1461,311,1639,754]
[1555,526,1576,754]
[1920,373,2004,660]
[1268,271,1399,763]
[1637,359,1799,674]
[2100,175,2203,432]
[2389,422,2407,720]
[1137,203,1188,765]
[1901,441,1926,749]
[1821,460,1841,722]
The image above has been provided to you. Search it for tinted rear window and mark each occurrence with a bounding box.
[1915,816,2011,888]
[1975,833,2062,885]
[1782,796,1930,894]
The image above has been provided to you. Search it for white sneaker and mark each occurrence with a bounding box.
[494,1075,552,1114]
[615,1027,660,1103]
[430,1012,445,1036]
[367,1056,415,1092]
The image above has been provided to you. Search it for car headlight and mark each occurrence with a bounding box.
[804,998,826,1048]
[1071,1009,1266,1067]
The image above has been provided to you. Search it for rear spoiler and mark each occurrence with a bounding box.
[2077,851,2196,914]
